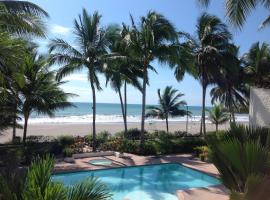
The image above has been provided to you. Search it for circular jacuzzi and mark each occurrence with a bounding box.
[89,158,112,166]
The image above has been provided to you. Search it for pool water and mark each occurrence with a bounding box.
[52,163,220,200]
[89,158,112,166]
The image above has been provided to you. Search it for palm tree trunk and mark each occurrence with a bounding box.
[201,83,207,137]
[12,104,17,141]
[90,80,97,152]
[124,81,128,134]
[228,90,236,123]
[165,116,169,133]
[140,64,148,150]
[216,123,218,132]
[118,87,127,137]
[12,92,18,141]
[22,113,29,144]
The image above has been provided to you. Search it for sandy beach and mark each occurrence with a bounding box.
[0,121,246,143]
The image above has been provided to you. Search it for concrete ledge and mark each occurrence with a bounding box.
[72,151,115,159]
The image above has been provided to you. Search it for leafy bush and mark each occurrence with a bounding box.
[194,146,209,161]
[26,136,55,143]
[125,128,142,140]
[63,147,74,157]
[85,131,110,148]
[57,135,75,148]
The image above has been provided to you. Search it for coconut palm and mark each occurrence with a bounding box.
[198,0,270,29]
[19,51,73,143]
[0,155,112,200]
[178,13,231,136]
[207,104,229,132]
[0,0,48,37]
[105,25,142,136]
[243,42,270,88]
[126,11,178,147]
[207,124,270,199]
[210,45,249,122]
[105,61,142,136]
[49,9,118,151]
[146,86,190,132]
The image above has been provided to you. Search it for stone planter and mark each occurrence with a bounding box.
[64,157,75,163]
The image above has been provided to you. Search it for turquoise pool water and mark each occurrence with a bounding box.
[52,163,220,200]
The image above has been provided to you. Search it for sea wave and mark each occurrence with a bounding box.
[17,114,249,124]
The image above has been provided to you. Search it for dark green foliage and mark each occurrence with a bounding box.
[85,131,111,148]
[207,124,270,198]
[100,131,206,156]
[63,147,75,157]
[58,135,75,148]
[243,42,270,88]
[124,128,142,140]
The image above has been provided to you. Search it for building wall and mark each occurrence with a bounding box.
[249,87,270,127]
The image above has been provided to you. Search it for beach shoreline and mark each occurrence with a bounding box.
[0,121,248,143]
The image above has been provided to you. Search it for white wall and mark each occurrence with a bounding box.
[249,87,270,127]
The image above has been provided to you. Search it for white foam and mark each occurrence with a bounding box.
[17,114,249,124]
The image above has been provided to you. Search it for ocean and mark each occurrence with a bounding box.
[25,102,249,124]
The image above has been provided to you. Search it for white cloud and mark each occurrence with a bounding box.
[51,24,71,36]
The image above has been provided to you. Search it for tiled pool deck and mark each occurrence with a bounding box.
[54,153,229,200]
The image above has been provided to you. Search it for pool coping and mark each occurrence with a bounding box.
[53,162,218,179]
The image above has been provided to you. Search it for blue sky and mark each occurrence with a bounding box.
[30,0,270,106]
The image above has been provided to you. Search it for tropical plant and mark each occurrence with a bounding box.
[49,9,118,151]
[243,42,270,88]
[146,86,190,132]
[19,51,73,143]
[210,44,249,122]
[0,34,27,137]
[125,11,178,148]
[198,0,270,29]
[105,26,142,136]
[178,13,232,136]
[0,155,112,200]
[207,104,229,132]
[207,124,270,199]
[0,0,48,36]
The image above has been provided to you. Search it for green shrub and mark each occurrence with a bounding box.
[57,135,75,147]
[140,141,157,155]
[85,131,110,148]
[194,146,209,161]
[99,138,123,151]
[26,136,55,143]
[63,147,74,157]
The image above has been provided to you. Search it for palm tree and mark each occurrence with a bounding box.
[207,104,229,132]
[0,35,27,138]
[19,51,73,143]
[105,25,142,136]
[49,9,118,151]
[126,11,178,147]
[146,86,189,132]
[105,61,142,136]
[0,155,112,200]
[243,42,270,88]
[198,0,270,29]
[210,44,249,122]
[178,13,231,136]
[0,0,48,36]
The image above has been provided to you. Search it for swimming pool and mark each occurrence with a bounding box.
[52,163,220,200]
